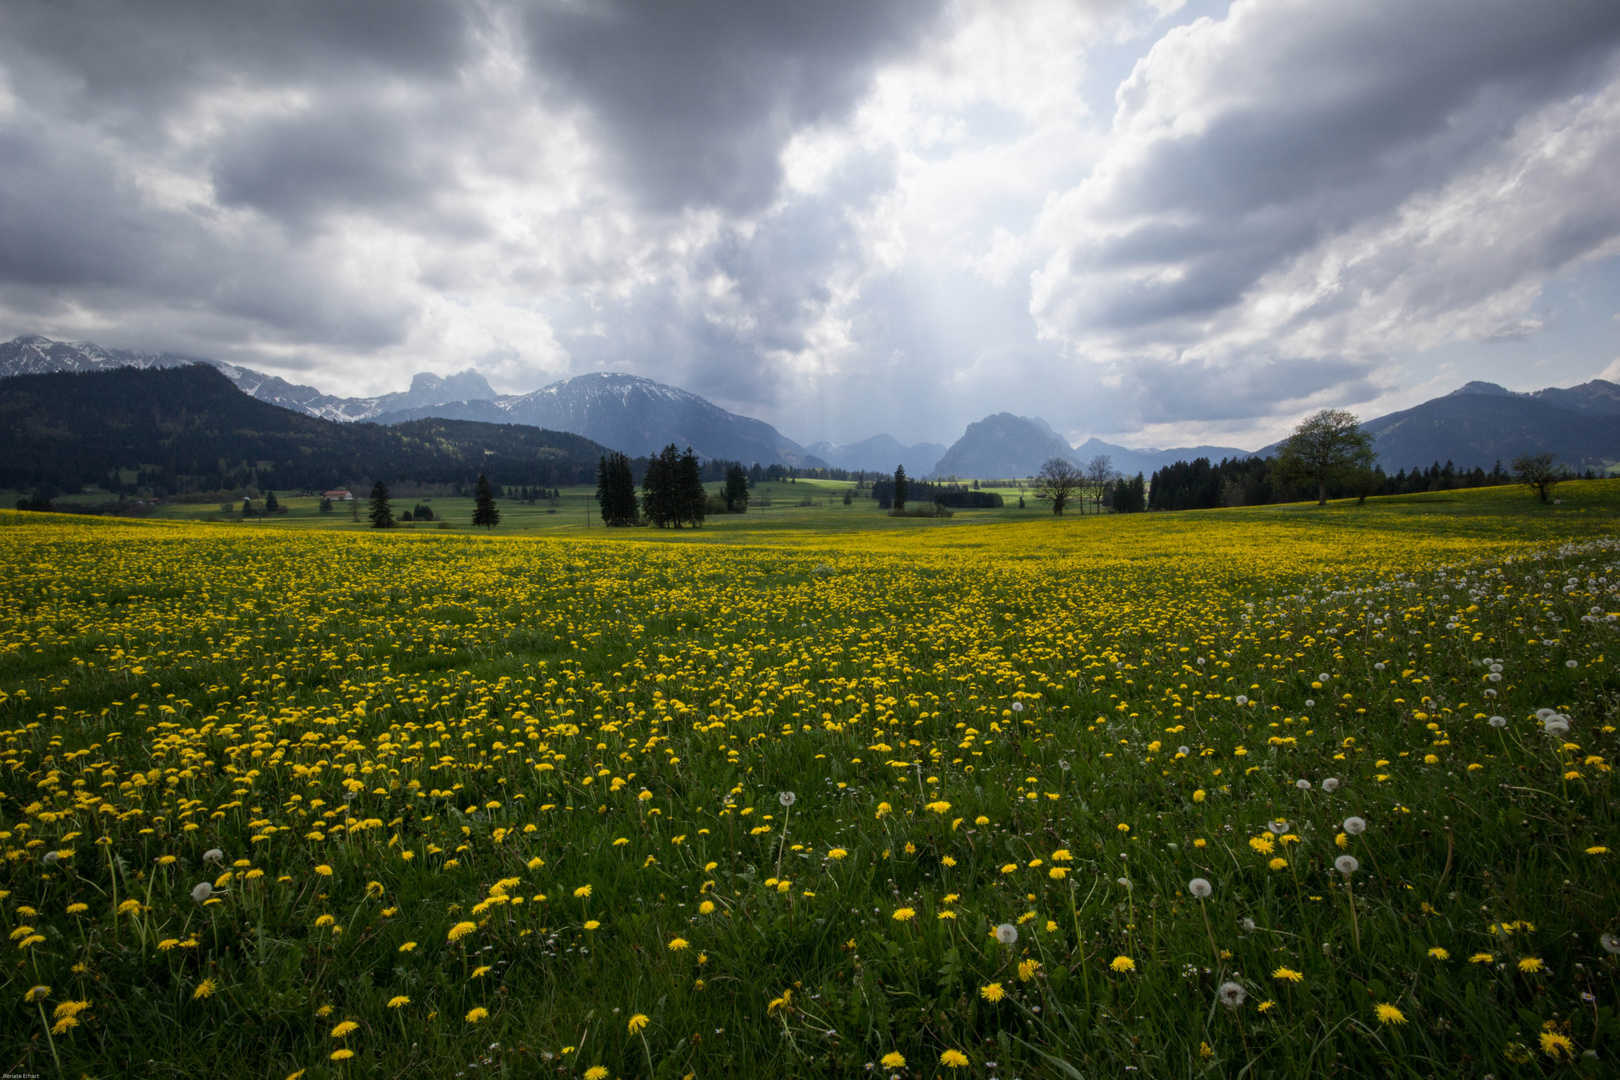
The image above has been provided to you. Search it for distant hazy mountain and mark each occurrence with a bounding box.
[929,413,1077,478]
[1448,378,1620,416]
[0,335,486,422]
[375,371,825,467]
[0,365,609,493]
[1070,437,1255,478]
[806,434,946,476]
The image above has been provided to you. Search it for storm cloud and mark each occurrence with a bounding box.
[1,0,1619,449]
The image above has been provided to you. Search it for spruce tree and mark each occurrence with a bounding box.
[642,444,681,527]
[596,453,638,526]
[723,463,749,511]
[265,490,280,513]
[679,447,706,526]
[893,465,909,511]
[369,481,394,528]
[472,473,500,529]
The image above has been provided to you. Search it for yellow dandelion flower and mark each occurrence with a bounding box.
[668,938,689,951]
[1110,955,1135,973]
[1273,967,1303,983]
[1539,1031,1575,1058]
[1427,947,1450,960]
[399,941,417,952]
[331,1020,359,1038]
[1518,957,1544,973]
[881,1051,906,1068]
[627,1013,649,1034]
[193,978,216,1000]
[447,921,477,942]
[892,907,916,922]
[941,1049,969,1068]
[1374,1003,1406,1025]
[330,1048,354,1061]
[980,983,1005,1002]
[387,995,410,1008]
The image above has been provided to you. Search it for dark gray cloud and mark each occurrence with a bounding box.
[522,0,947,212]
[1035,0,1620,353]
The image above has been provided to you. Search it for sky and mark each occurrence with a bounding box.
[3,0,1620,452]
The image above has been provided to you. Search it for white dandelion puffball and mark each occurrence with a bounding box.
[1321,778,1340,793]
[1343,816,1367,835]
[1536,708,1557,721]
[778,791,796,807]
[203,849,224,864]
[1268,820,1289,835]
[995,923,1019,946]
[1489,716,1507,728]
[1012,701,1024,712]
[1235,695,1249,706]
[1178,746,1190,757]
[1239,917,1257,932]
[1116,877,1132,890]
[42,851,58,865]
[1601,933,1620,956]
[1544,716,1571,735]
[1317,673,1330,682]
[1566,660,1579,668]
[1218,981,1247,1008]
[1189,878,1212,898]
[1304,699,1315,708]
[1296,779,1311,791]
[1374,662,1385,671]
[1335,855,1359,876]
[191,882,213,902]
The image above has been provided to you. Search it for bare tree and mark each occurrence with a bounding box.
[1084,454,1115,514]
[1273,409,1377,505]
[1511,451,1568,503]
[1033,458,1082,514]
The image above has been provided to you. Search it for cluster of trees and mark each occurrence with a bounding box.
[870,472,1003,509]
[365,475,499,529]
[595,444,708,527]
[1032,455,1146,514]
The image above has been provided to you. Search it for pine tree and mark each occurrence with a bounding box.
[596,453,638,526]
[893,465,909,511]
[679,447,706,527]
[642,444,681,527]
[369,481,394,528]
[472,473,500,529]
[265,490,280,513]
[723,463,749,511]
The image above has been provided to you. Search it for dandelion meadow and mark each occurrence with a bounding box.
[2,487,1619,1077]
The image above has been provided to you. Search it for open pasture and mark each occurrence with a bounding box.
[1,488,1619,1078]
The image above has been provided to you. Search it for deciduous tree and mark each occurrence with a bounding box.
[1274,409,1377,506]
[1034,457,1082,514]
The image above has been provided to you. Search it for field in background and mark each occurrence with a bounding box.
[1,486,1619,1077]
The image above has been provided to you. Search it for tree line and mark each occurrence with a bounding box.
[595,445,710,528]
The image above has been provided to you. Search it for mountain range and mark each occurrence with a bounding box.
[0,335,822,467]
[0,364,608,494]
[4,334,1618,479]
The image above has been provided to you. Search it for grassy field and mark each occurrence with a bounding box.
[2,483,1619,1078]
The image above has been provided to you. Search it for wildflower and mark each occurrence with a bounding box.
[388,996,410,1008]
[1428,947,1450,960]
[892,907,916,922]
[330,1049,354,1062]
[1257,1000,1274,1012]
[193,978,216,1000]
[1248,835,1275,855]
[1189,878,1212,898]
[1518,957,1544,973]
[1489,716,1507,727]
[203,849,224,864]
[974,815,989,826]
[940,1049,969,1068]
[942,855,958,867]
[1601,933,1620,955]
[1469,952,1494,963]
[1342,816,1366,835]
[1586,846,1609,855]
[53,1000,90,1021]
[1321,778,1339,792]
[1048,866,1067,879]
[586,1068,611,1080]
[23,985,49,1003]
[926,801,951,815]
[331,1020,359,1038]
[1217,982,1246,1008]
[315,864,333,877]
[827,848,848,860]
[1296,779,1311,790]
[668,938,690,951]
[1193,789,1206,802]
[778,791,796,807]
[881,1051,906,1068]
[1273,967,1303,983]
[574,885,592,899]
[627,1013,649,1034]
[471,965,492,979]
[65,903,87,915]
[50,1015,79,1035]
[466,1007,488,1023]
[314,914,335,928]
[980,983,1005,1002]
[1374,1003,1406,1025]
[584,920,601,930]
[399,941,417,952]
[699,900,715,915]
[1110,955,1135,973]
[448,921,478,942]
[1018,958,1040,981]
[1335,855,1359,876]
[994,924,1018,945]
[1540,1031,1575,1059]
[190,882,212,902]
[1268,857,1287,871]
